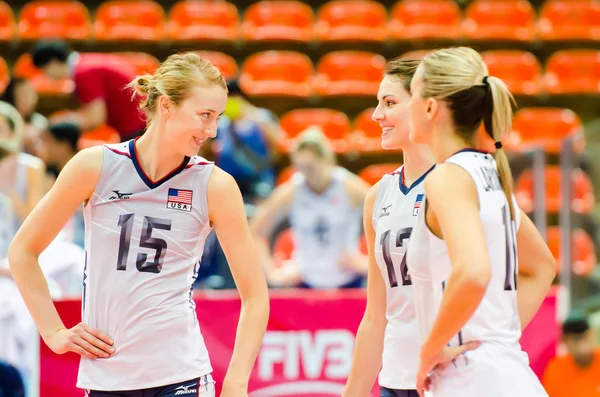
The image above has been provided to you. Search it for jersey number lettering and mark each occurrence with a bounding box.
[501,205,518,291]
[380,227,412,288]
[116,213,172,274]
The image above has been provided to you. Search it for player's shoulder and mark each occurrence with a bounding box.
[425,162,474,194]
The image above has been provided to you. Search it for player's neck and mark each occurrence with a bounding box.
[401,144,435,186]
[430,127,471,163]
[134,130,186,181]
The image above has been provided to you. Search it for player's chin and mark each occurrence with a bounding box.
[381,137,401,151]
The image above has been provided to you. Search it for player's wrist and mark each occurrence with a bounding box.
[41,325,67,343]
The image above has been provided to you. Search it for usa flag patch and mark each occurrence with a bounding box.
[167,188,193,212]
[413,194,424,216]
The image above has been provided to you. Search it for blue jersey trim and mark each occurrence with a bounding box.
[129,139,190,189]
[399,165,436,195]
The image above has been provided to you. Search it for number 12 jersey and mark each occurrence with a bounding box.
[78,140,214,391]
[372,165,433,390]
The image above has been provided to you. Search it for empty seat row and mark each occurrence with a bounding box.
[238,50,600,97]
[2,0,598,42]
[279,106,585,155]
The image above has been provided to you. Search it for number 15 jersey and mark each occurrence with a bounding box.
[372,165,433,390]
[78,140,214,391]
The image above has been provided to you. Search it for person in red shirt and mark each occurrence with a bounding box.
[30,41,146,141]
[542,311,600,397]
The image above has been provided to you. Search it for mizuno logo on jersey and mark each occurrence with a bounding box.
[413,194,424,216]
[109,190,133,200]
[174,384,197,395]
[380,204,392,218]
[167,188,193,212]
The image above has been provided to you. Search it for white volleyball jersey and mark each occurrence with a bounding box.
[407,150,547,397]
[289,167,362,288]
[372,165,433,389]
[77,140,214,391]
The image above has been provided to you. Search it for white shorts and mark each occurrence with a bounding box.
[429,343,548,397]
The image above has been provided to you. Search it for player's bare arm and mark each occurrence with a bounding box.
[208,167,270,395]
[416,165,484,394]
[8,146,115,359]
[343,182,387,397]
[249,181,299,286]
[515,209,556,330]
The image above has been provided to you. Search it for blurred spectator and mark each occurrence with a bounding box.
[0,361,25,397]
[542,311,600,397]
[250,127,369,289]
[0,77,47,156]
[0,102,45,258]
[39,122,80,182]
[211,79,280,203]
[30,40,146,140]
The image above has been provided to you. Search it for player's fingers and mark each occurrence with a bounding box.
[69,342,98,359]
[459,340,481,354]
[80,331,115,356]
[73,337,109,359]
[80,323,114,346]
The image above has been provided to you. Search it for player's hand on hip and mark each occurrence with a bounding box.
[416,341,480,397]
[45,322,115,359]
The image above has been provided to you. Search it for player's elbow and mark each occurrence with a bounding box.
[7,236,35,272]
[455,259,492,292]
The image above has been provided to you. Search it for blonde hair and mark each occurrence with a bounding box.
[421,47,516,219]
[385,57,420,93]
[0,101,24,155]
[292,126,336,164]
[127,52,227,123]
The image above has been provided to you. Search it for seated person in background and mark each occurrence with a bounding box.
[38,122,80,183]
[542,311,600,397]
[0,361,25,397]
[250,127,370,289]
[30,40,146,141]
[0,102,45,258]
[211,79,281,203]
[0,77,47,156]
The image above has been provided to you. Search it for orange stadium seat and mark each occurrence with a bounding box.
[18,1,91,40]
[0,2,15,41]
[314,51,385,97]
[276,165,297,186]
[0,57,8,92]
[272,228,295,266]
[13,53,73,95]
[115,52,159,75]
[547,227,596,277]
[239,51,313,97]
[539,1,600,42]
[544,50,600,95]
[481,51,542,96]
[78,124,121,150]
[167,0,238,42]
[196,51,238,80]
[352,108,386,152]
[280,108,352,153]
[359,163,402,186]
[463,0,536,42]
[315,0,387,42]
[512,107,585,154]
[389,0,461,41]
[242,1,313,42]
[95,1,165,41]
[515,166,595,214]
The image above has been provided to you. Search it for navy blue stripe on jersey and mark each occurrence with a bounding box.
[399,165,436,195]
[105,146,131,158]
[129,139,190,189]
[452,148,490,156]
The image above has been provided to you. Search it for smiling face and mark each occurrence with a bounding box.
[372,75,413,150]
[159,85,227,157]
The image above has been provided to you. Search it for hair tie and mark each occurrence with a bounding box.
[494,141,503,150]
[482,76,489,85]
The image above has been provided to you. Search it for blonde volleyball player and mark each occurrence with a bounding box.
[250,128,369,289]
[8,53,269,397]
[343,58,478,397]
[405,47,556,397]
